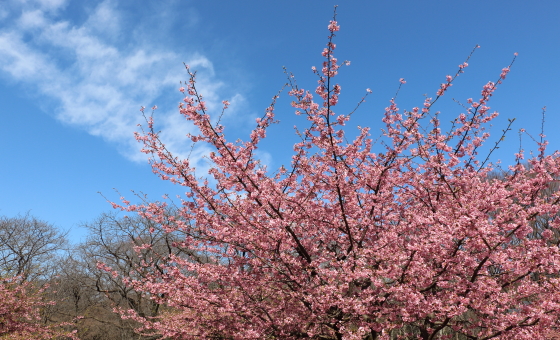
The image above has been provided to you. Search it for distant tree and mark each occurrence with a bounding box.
[108,8,560,340]
[0,213,68,281]
[48,212,198,340]
[80,212,193,319]
[0,214,74,338]
[41,254,108,340]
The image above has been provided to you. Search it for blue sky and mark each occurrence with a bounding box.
[1,0,559,243]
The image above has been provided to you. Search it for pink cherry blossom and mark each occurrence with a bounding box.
[0,277,78,339]
[112,7,560,340]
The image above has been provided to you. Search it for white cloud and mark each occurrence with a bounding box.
[19,9,48,29]
[0,31,55,80]
[6,0,68,13]
[0,0,248,171]
[36,0,68,11]
[84,0,119,35]
[0,8,8,21]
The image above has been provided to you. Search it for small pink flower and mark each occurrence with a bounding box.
[514,52,518,56]
[399,78,406,84]
[152,105,158,110]
[542,229,553,239]
[328,20,340,32]
[179,87,185,93]
[366,88,372,93]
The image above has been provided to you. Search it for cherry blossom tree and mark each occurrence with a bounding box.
[0,277,77,339]
[110,7,560,340]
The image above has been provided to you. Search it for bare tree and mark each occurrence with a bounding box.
[79,211,195,317]
[0,213,68,281]
[44,253,144,340]
[46,211,199,340]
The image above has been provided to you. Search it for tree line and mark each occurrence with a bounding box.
[0,212,188,339]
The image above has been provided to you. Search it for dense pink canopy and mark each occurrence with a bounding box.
[110,8,560,340]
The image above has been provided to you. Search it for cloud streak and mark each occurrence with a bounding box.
[0,0,249,165]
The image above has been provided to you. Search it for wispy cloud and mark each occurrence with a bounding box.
[0,0,251,165]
